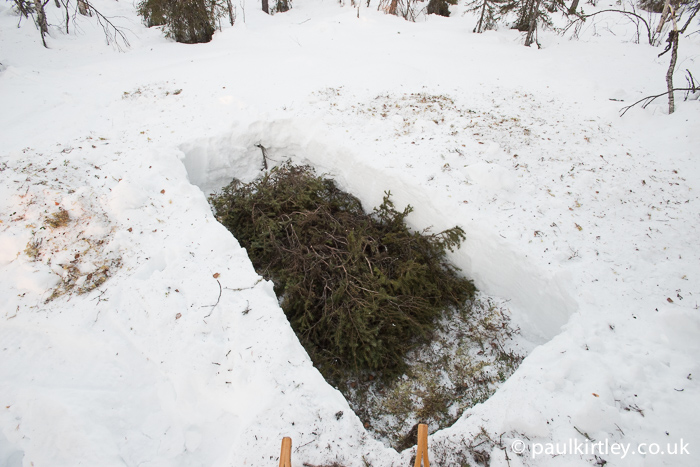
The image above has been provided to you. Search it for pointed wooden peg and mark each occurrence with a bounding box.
[413,423,430,467]
[279,436,292,467]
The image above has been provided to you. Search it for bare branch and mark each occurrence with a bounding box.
[564,8,655,44]
[619,87,696,116]
[84,0,131,50]
[679,2,700,34]
[685,69,698,92]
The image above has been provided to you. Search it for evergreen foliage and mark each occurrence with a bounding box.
[638,0,666,12]
[273,0,291,13]
[467,0,564,42]
[467,0,505,32]
[502,0,558,32]
[427,0,457,17]
[138,0,168,26]
[346,297,524,450]
[494,0,562,45]
[210,163,476,381]
[138,0,227,43]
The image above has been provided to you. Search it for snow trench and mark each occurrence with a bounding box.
[179,119,578,344]
[179,117,580,453]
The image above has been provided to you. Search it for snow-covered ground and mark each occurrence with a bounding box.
[1,0,699,465]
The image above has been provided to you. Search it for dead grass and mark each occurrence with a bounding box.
[44,208,71,229]
[45,257,122,303]
[5,158,122,304]
[24,238,42,260]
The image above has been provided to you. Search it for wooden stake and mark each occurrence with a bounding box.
[414,424,430,467]
[279,437,292,467]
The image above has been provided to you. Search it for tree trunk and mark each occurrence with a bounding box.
[63,0,69,33]
[387,0,398,15]
[568,0,579,14]
[13,0,31,18]
[262,0,269,13]
[657,0,670,34]
[77,0,90,16]
[33,0,48,47]
[226,0,235,24]
[666,6,679,114]
[474,0,487,33]
[524,0,540,47]
[666,34,678,113]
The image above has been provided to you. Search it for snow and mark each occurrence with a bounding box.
[1,0,699,465]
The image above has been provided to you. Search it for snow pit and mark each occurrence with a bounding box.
[178,117,579,450]
[179,118,578,343]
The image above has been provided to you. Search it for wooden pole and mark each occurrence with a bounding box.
[279,437,292,467]
[413,424,430,467]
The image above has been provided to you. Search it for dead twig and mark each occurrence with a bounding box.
[92,288,108,304]
[224,277,263,292]
[203,279,222,318]
[574,426,595,441]
[255,144,269,171]
[85,0,131,50]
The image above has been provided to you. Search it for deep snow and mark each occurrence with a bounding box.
[1,0,699,465]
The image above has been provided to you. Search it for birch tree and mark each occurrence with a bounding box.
[658,0,680,113]
[32,0,48,47]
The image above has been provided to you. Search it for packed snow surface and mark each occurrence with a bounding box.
[0,0,699,465]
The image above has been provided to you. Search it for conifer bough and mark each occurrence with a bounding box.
[210,163,476,381]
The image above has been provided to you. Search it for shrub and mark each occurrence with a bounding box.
[210,162,476,382]
[427,0,457,17]
[273,0,291,13]
[137,0,167,27]
[138,0,222,43]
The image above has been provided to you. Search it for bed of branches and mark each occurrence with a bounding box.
[210,162,476,382]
